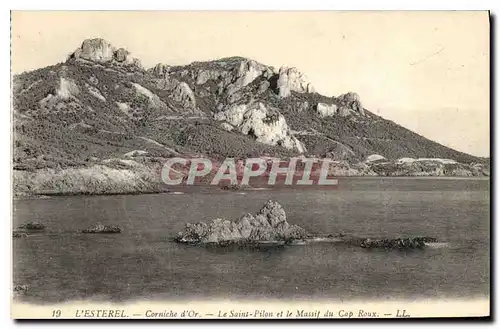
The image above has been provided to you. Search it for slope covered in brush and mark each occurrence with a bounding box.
[12,38,488,196]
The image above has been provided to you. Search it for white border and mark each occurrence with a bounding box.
[4,1,498,10]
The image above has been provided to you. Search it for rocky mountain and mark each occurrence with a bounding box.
[12,38,489,196]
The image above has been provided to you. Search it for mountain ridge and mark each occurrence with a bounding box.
[12,38,489,196]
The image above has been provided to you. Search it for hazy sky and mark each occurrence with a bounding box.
[11,11,490,157]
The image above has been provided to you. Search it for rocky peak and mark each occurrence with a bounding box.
[276,67,314,98]
[237,59,274,82]
[69,38,142,68]
[337,92,365,116]
[206,58,273,96]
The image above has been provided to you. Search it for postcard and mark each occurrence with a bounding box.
[10,10,490,319]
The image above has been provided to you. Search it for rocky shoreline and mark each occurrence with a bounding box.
[13,156,489,198]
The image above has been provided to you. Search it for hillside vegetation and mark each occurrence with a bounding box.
[12,38,489,196]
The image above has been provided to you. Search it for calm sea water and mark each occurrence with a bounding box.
[13,178,490,304]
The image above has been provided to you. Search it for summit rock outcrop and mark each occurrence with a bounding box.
[191,58,274,98]
[225,60,273,95]
[276,67,315,97]
[70,38,142,68]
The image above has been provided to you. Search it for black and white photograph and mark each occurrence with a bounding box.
[10,10,490,319]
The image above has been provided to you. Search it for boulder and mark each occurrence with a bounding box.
[70,38,141,67]
[77,38,114,62]
[175,200,310,245]
[337,92,364,116]
[239,103,288,145]
[220,122,234,132]
[114,48,129,62]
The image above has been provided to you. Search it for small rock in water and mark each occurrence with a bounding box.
[13,284,29,292]
[175,200,310,246]
[82,223,121,234]
[18,222,45,230]
[326,232,346,238]
[359,236,437,250]
[13,231,29,238]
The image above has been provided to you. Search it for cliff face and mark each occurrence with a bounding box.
[12,38,488,195]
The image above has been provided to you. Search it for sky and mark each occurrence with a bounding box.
[11,11,490,157]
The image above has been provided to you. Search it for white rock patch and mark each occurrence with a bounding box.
[277,67,314,98]
[214,104,247,126]
[239,60,263,87]
[220,122,234,132]
[214,102,306,153]
[56,77,79,100]
[365,154,387,163]
[172,82,196,108]
[396,157,416,164]
[86,83,106,102]
[395,157,457,165]
[131,83,167,109]
[417,158,458,164]
[131,83,155,99]
[116,102,131,117]
[124,150,148,157]
[196,70,221,85]
[225,60,271,95]
[316,103,337,117]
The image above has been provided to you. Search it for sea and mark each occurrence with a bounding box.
[13,177,490,304]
